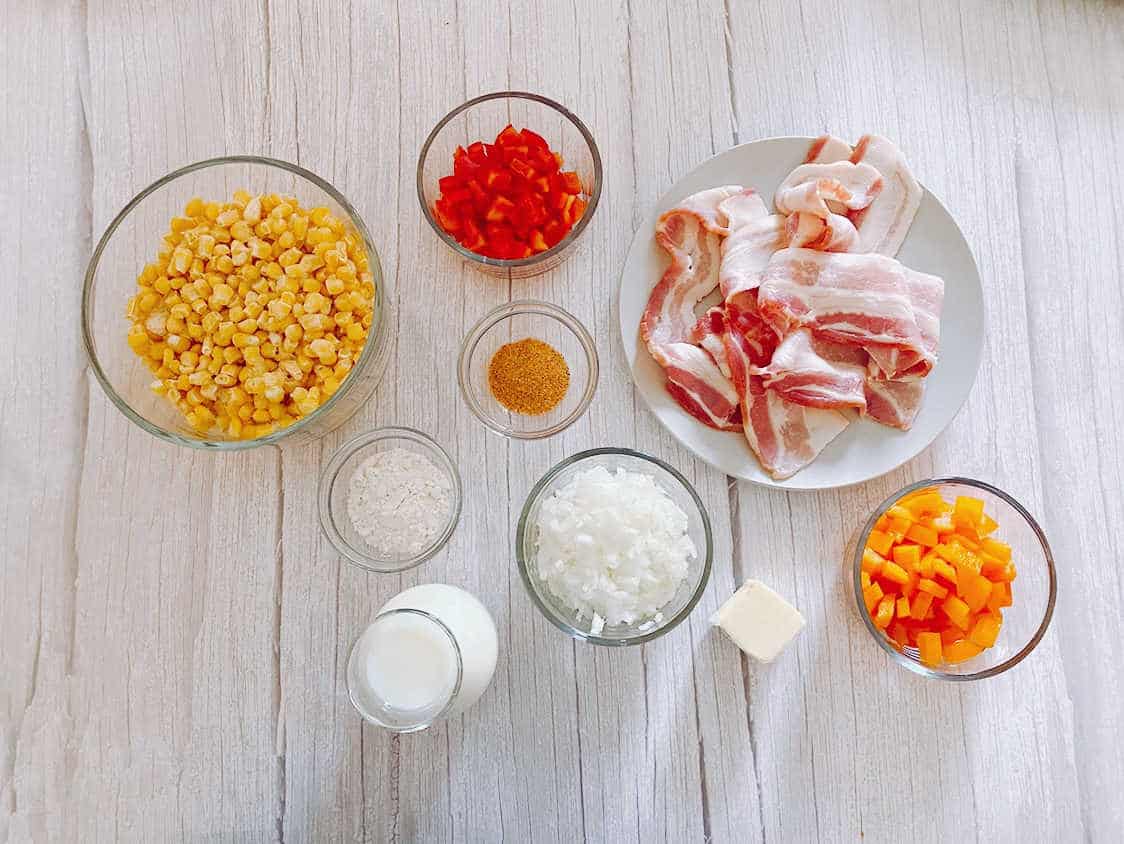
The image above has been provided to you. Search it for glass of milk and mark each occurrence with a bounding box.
[347,584,498,731]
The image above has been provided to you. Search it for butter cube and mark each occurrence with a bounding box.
[710,579,805,662]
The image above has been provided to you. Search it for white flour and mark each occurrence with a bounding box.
[346,447,453,557]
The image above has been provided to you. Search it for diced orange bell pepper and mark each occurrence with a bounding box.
[968,613,1002,649]
[917,578,948,599]
[905,523,939,547]
[863,581,884,613]
[981,538,1011,561]
[918,550,937,578]
[949,532,981,552]
[940,626,963,645]
[896,596,911,619]
[911,590,934,620]
[881,561,910,587]
[986,581,1012,612]
[862,547,886,575]
[943,639,983,664]
[960,572,993,613]
[861,570,872,590]
[866,529,894,556]
[892,544,921,571]
[977,513,999,536]
[933,559,958,586]
[953,495,985,529]
[901,571,919,598]
[888,621,909,649]
[931,514,956,535]
[904,491,945,518]
[874,595,895,629]
[942,595,972,630]
[917,631,942,667]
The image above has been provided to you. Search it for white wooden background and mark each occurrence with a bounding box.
[2,1,1121,841]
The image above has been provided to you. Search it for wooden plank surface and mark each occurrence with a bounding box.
[1,0,1121,841]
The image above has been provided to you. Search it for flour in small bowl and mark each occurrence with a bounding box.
[346,447,453,557]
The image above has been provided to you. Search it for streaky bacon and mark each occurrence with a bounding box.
[723,321,850,479]
[691,307,732,378]
[805,135,853,164]
[864,377,924,430]
[661,342,741,430]
[774,162,883,217]
[724,288,779,368]
[785,211,858,252]
[717,189,788,300]
[756,248,942,380]
[755,329,867,410]
[640,186,743,355]
[849,134,922,256]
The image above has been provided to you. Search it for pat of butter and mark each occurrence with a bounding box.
[710,579,805,662]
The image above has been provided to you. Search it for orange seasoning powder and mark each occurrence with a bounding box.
[487,338,570,415]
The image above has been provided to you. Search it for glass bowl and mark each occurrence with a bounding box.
[319,427,462,573]
[458,300,598,440]
[416,91,602,278]
[516,448,713,646]
[851,477,1056,680]
[82,156,392,450]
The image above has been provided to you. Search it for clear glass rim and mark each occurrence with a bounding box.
[457,299,599,440]
[81,154,388,451]
[415,90,603,268]
[346,607,464,733]
[852,476,1057,681]
[515,447,714,646]
[318,426,463,574]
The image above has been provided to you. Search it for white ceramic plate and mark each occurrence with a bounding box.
[618,137,984,490]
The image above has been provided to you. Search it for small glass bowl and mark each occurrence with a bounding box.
[516,448,713,646]
[852,477,1056,680]
[458,300,598,440]
[416,91,602,278]
[82,156,392,450]
[318,427,462,573]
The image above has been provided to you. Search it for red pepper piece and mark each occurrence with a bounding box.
[460,218,486,252]
[558,171,582,194]
[533,176,551,194]
[502,145,530,164]
[496,124,521,147]
[568,197,587,224]
[438,175,463,194]
[520,128,549,151]
[466,141,488,163]
[453,156,480,181]
[484,195,516,223]
[542,219,566,247]
[433,198,460,233]
[453,145,468,162]
[483,143,502,161]
[529,229,549,252]
[444,187,472,205]
[509,158,535,180]
[532,148,559,174]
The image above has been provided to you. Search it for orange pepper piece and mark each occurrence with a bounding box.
[911,590,934,620]
[942,595,972,630]
[917,631,942,667]
[881,561,911,587]
[866,529,894,557]
[892,544,922,571]
[943,639,983,663]
[968,613,1002,649]
[981,538,1011,561]
[917,578,948,599]
[905,523,939,547]
[896,596,911,619]
[873,595,895,629]
[863,581,884,613]
[861,548,886,575]
[960,572,994,613]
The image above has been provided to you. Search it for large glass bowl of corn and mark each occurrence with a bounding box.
[82,156,392,449]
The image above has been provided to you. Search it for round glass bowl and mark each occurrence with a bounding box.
[82,156,392,450]
[852,477,1056,680]
[458,300,598,439]
[516,448,713,646]
[417,91,602,278]
[319,427,462,573]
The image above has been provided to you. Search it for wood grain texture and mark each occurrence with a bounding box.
[1,0,1121,841]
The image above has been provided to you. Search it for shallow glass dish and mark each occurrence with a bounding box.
[319,427,462,573]
[458,300,598,440]
[852,477,1056,680]
[82,155,392,450]
[417,91,602,278]
[516,448,713,646]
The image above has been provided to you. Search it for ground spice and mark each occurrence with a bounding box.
[488,337,570,415]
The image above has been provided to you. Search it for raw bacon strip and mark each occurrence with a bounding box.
[785,212,858,252]
[724,324,850,480]
[864,377,925,430]
[717,189,788,300]
[755,329,867,410]
[774,162,883,217]
[691,307,732,378]
[757,248,941,380]
[661,342,741,430]
[724,288,779,368]
[641,186,743,354]
[850,134,922,256]
[805,135,853,164]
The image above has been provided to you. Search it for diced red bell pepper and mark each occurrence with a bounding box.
[529,229,549,252]
[438,175,463,194]
[453,144,467,162]
[502,145,530,164]
[466,141,488,163]
[520,128,549,151]
[453,155,481,180]
[496,124,521,147]
[568,197,587,225]
[483,143,502,161]
[558,171,582,194]
[484,195,516,223]
[532,148,559,174]
[508,158,535,180]
[460,218,486,252]
[542,219,566,247]
[533,176,550,193]
[433,198,461,232]
[444,187,472,205]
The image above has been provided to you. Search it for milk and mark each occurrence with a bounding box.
[348,583,498,730]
